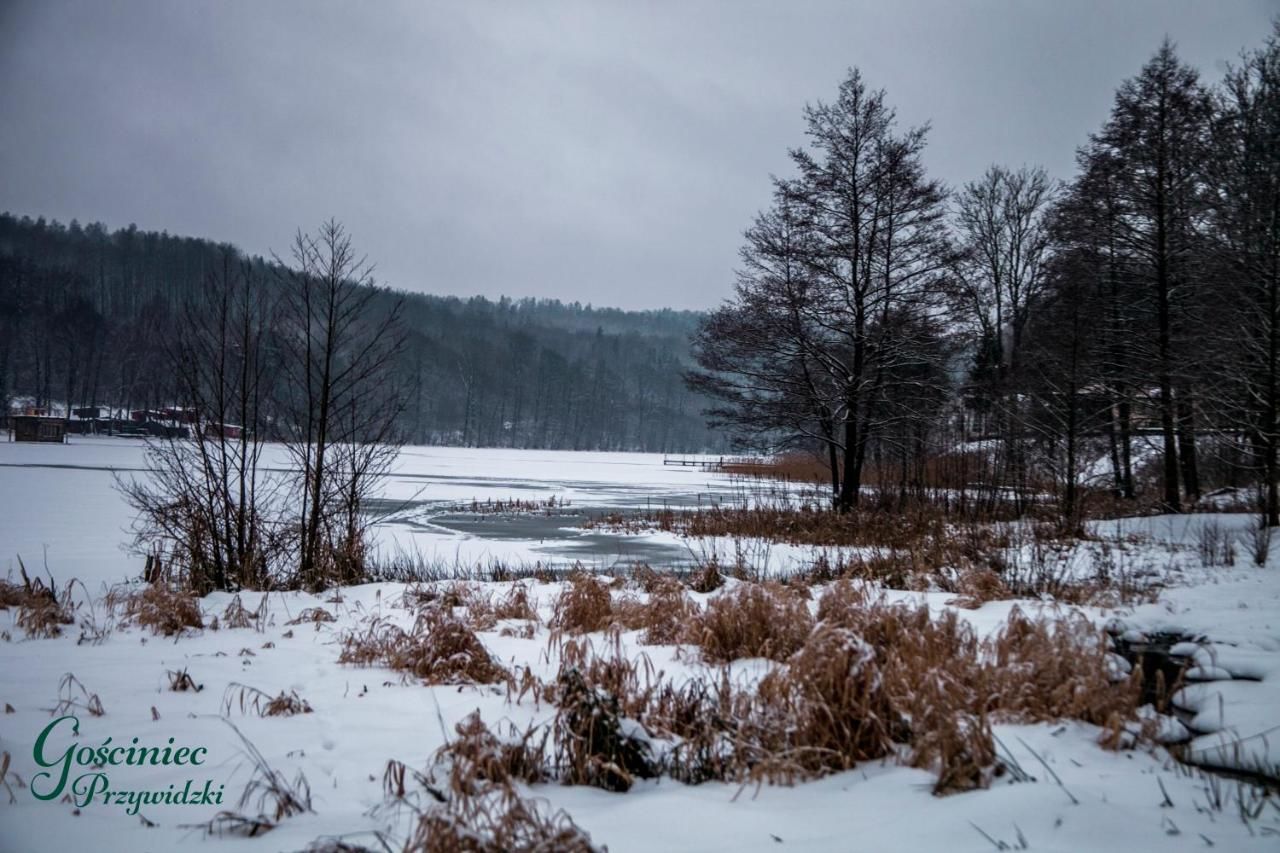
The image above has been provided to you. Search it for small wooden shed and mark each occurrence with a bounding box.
[12,416,67,443]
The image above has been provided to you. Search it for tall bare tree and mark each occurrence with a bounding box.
[952,166,1057,380]
[789,69,953,509]
[1208,23,1280,527]
[689,184,844,502]
[277,220,405,590]
[119,250,283,591]
[1052,151,1145,500]
[692,69,953,511]
[950,164,1057,503]
[1085,40,1214,511]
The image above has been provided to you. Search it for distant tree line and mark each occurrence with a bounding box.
[690,26,1280,528]
[0,214,721,453]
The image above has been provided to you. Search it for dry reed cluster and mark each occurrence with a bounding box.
[106,581,204,636]
[339,608,510,685]
[0,567,73,638]
[394,576,1147,813]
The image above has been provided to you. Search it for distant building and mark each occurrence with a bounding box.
[11,415,66,443]
[160,407,199,424]
[204,422,243,440]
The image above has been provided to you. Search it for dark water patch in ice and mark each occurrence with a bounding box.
[369,501,697,566]
[428,511,592,541]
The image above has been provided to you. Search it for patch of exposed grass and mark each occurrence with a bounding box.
[221,593,268,631]
[612,575,700,645]
[691,582,813,663]
[222,683,313,717]
[551,574,613,634]
[338,610,510,685]
[0,565,73,639]
[287,607,336,627]
[106,582,203,636]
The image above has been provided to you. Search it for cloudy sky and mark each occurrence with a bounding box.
[0,1,1273,310]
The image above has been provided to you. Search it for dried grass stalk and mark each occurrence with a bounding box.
[693,582,813,663]
[338,610,509,685]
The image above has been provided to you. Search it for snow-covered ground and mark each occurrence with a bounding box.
[0,437,1278,851]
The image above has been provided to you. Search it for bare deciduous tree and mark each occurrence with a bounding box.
[119,250,284,592]
[950,164,1057,503]
[277,220,406,590]
[691,69,955,511]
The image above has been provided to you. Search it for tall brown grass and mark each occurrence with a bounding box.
[610,572,702,644]
[550,664,657,792]
[499,580,1147,796]
[814,584,1144,789]
[398,711,599,852]
[716,452,831,483]
[50,673,105,717]
[405,786,601,852]
[692,582,813,663]
[287,607,336,627]
[0,568,73,639]
[714,448,1060,513]
[429,711,551,792]
[746,624,899,781]
[107,582,203,636]
[193,720,311,838]
[222,683,314,717]
[376,575,1150,818]
[338,609,510,685]
[550,574,614,634]
[493,583,538,622]
[220,593,268,631]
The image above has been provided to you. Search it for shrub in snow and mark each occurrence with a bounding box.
[109,581,203,637]
[338,609,510,685]
[551,573,614,635]
[692,581,813,663]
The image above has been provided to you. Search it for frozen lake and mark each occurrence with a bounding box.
[3,439,1280,853]
[0,435,746,588]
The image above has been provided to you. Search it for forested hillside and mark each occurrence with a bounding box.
[0,213,722,451]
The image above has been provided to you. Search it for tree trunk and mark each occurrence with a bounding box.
[1155,214,1181,511]
[1175,388,1200,502]
[1117,397,1135,499]
[838,413,860,511]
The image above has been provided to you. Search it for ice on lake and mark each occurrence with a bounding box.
[0,436,746,587]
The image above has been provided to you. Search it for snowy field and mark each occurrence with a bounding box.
[0,437,1278,851]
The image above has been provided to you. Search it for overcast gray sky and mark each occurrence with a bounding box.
[0,1,1274,310]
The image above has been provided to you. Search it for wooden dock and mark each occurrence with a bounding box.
[664,455,709,467]
[663,455,722,468]
[662,455,774,472]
